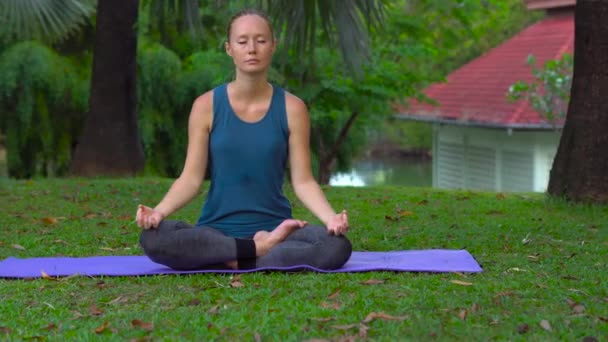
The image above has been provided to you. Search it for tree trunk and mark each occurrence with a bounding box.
[548,0,608,203]
[70,0,144,176]
[317,111,360,184]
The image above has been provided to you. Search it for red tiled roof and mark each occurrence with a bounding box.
[397,14,574,128]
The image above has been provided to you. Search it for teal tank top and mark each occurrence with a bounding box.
[196,83,293,238]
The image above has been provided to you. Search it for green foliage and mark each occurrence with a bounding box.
[136,43,234,177]
[0,41,88,178]
[508,53,573,126]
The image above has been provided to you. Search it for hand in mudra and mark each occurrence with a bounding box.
[136,204,165,229]
[327,210,349,235]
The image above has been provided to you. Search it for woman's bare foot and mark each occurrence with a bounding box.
[253,219,306,256]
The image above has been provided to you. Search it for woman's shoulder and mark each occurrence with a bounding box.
[281,88,308,114]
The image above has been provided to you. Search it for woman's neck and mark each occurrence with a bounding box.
[230,72,271,101]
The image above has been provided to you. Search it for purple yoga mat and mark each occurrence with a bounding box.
[0,250,482,278]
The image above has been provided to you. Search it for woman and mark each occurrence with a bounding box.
[136,9,352,271]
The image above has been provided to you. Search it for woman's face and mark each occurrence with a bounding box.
[226,15,276,75]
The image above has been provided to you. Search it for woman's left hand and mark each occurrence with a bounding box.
[327,210,349,235]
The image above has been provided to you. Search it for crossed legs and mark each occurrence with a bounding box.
[139,220,352,271]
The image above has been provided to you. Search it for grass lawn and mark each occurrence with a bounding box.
[0,177,606,341]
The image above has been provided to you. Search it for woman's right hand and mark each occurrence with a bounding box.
[136,204,165,229]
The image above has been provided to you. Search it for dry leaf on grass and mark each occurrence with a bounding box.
[331,324,358,330]
[309,317,334,322]
[320,301,341,310]
[187,299,201,306]
[0,327,11,334]
[131,319,154,331]
[450,280,473,286]
[362,312,408,323]
[11,244,25,251]
[254,332,262,342]
[44,323,57,331]
[539,320,552,331]
[517,323,529,334]
[457,309,468,320]
[327,288,341,300]
[41,217,59,225]
[360,279,385,285]
[230,275,244,288]
[40,271,56,280]
[90,305,104,316]
[94,321,110,334]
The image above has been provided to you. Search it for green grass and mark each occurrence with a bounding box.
[0,178,607,341]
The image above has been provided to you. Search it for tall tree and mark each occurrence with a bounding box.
[548,0,608,203]
[70,0,144,176]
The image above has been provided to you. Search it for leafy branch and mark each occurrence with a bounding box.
[507,53,573,128]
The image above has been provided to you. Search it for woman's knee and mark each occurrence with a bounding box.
[138,220,178,257]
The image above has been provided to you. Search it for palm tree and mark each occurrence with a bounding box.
[0,0,95,44]
[2,0,387,176]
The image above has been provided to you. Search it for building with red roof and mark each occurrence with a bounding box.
[395,0,574,192]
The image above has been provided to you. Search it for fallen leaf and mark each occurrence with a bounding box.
[517,323,529,334]
[320,301,340,310]
[11,244,25,251]
[254,332,262,342]
[471,303,481,312]
[496,193,506,200]
[398,210,414,217]
[187,299,201,306]
[90,305,104,316]
[539,320,552,331]
[0,327,11,334]
[309,317,334,322]
[94,321,110,334]
[99,247,116,252]
[360,279,385,285]
[208,305,220,314]
[96,281,107,289]
[562,275,579,280]
[97,222,108,227]
[41,217,59,225]
[230,275,244,288]
[417,199,429,205]
[358,324,369,338]
[0,241,4,246]
[598,316,608,322]
[40,271,56,280]
[384,215,398,221]
[572,304,585,314]
[331,324,358,330]
[362,312,408,323]
[43,323,57,331]
[131,319,154,331]
[327,288,341,300]
[108,296,128,305]
[457,309,468,320]
[450,280,473,286]
[83,212,97,219]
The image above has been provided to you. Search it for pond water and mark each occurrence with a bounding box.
[330,157,432,187]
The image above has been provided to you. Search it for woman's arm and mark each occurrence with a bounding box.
[137,92,213,228]
[285,93,348,235]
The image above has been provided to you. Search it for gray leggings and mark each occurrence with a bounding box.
[139,220,352,271]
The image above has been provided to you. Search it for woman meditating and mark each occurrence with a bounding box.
[136,9,352,271]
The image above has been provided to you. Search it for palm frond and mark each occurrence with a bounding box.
[259,0,388,73]
[0,0,95,43]
[144,0,204,41]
